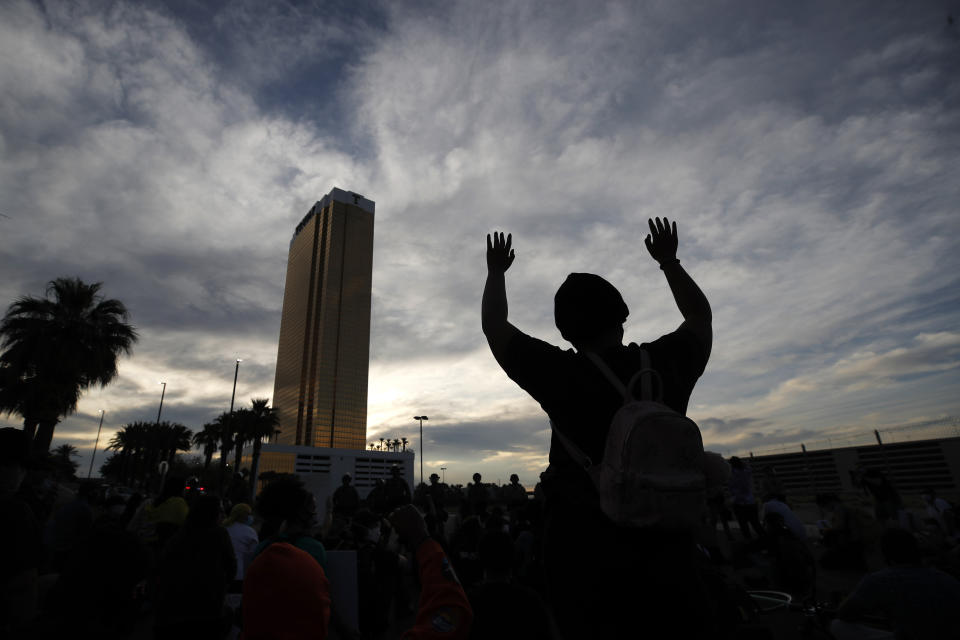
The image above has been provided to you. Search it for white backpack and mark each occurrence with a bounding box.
[550,349,707,529]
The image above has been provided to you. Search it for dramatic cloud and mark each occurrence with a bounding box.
[2,0,958,484]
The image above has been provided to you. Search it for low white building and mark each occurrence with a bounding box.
[241,442,415,511]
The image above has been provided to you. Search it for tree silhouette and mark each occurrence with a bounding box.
[0,278,137,452]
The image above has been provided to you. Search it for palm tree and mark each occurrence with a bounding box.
[52,443,80,478]
[192,421,221,471]
[392,438,401,452]
[379,437,385,451]
[401,437,408,452]
[245,398,279,502]
[0,278,137,452]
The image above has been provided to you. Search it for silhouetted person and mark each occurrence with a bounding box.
[728,456,764,539]
[817,493,867,571]
[366,477,387,515]
[128,474,188,551]
[468,529,558,640]
[155,494,236,639]
[856,465,902,526]
[385,464,412,512]
[468,472,489,516]
[223,502,258,587]
[481,219,713,638]
[254,475,326,568]
[332,473,360,518]
[0,428,42,636]
[503,474,526,509]
[832,528,960,640]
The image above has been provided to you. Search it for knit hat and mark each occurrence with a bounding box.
[223,502,252,527]
[554,273,629,342]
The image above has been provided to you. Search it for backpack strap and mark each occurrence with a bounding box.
[548,419,592,470]
[584,349,664,403]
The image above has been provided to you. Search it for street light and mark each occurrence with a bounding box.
[413,415,428,486]
[87,409,105,479]
[440,466,446,483]
[157,381,167,423]
[229,359,242,416]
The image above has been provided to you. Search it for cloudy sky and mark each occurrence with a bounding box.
[2,0,958,486]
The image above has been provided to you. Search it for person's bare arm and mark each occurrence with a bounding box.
[482,231,519,367]
[644,217,712,350]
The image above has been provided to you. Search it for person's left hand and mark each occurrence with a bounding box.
[486,231,515,274]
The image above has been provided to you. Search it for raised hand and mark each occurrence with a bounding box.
[486,231,516,274]
[644,217,679,265]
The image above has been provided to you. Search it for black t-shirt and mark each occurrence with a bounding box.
[502,327,709,469]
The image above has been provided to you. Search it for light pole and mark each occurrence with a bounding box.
[156,382,167,424]
[413,415,428,486]
[229,359,242,416]
[87,409,105,479]
[440,466,446,483]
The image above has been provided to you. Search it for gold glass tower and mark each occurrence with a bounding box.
[272,188,375,449]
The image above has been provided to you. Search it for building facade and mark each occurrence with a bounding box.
[272,188,375,449]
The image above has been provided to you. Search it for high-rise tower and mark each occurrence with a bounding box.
[272,188,374,449]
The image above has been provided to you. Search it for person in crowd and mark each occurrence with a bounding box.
[352,508,402,637]
[390,504,473,639]
[155,494,236,639]
[468,472,489,516]
[44,481,94,571]
[253,474,326,568]
[366,477,388,515]
[817,493,868,571]
[243,540,331,639]
[728,456,764,540]
[502,474,526,508]
[921,487,956,536]
[762,494,806,541]
[0,428,42,637]
[831,528,960,640]
[40,497,150,638]
[223,502,258,588]
[467,528,557,639]
[706,483,733,541]
[128,474,189,551]
[426,473,450,541]
[480,219,714,638]
[856,465,903,527]
[332,473,360,520]
[385,465,412,513]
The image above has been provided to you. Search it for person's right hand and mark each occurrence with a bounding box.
[486,231,515,274]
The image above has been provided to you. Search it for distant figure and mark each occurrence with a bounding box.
[332,473,360,519]
[155,494,236,639]
[762,495,806,541]
[366,478,387,515]
[832,528,960,640]
[223,503,258,585]
[921,487,955,536]
[468,472,489,515]
[481,219,714,638]
[503,474,527,509]
[729,457,764,540]
[857,466,902,526]
[385,464,412,512]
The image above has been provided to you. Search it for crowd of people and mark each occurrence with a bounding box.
[4,219,960,639]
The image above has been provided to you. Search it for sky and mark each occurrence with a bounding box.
[1,0,959,487]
